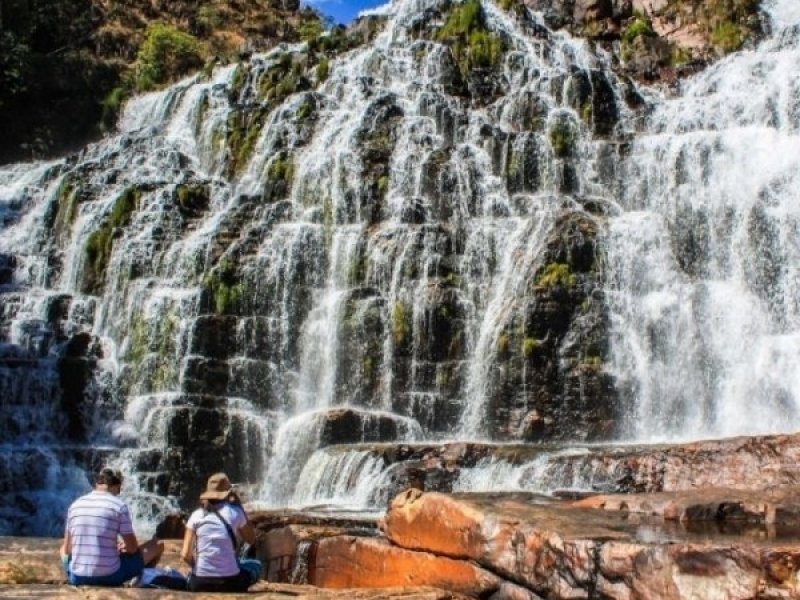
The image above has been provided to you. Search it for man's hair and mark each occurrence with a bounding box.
[96,468,123,487]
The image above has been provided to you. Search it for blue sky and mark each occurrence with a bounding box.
[305,0,389,24]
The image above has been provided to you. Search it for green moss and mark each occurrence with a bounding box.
[100,86,129,131]
[435,0,505,74]
[226,109,267,174]
[444,272,462,287]
[711,21,745,53]
[298,16,325,42]
[622,17,655,44]
[392,301,411,345]
[83,187,140,294]
[135,24,206,91]
[536,262,576,288]
[581,101,593,123]
[316,57,330,82]
[507,152,520,179]
[266,152,294,184]
[296,100,314,122]
[496,333,509,354]
[176,184,209,213]
[377,175,390,195]
[669,45,692,66]
[548,118,577,158]
[362,356,374,377]
[522,337,538,357]
[53,179,80,234]
[348,252,367,283]
[229,64,247,99]
[203,258,244,315]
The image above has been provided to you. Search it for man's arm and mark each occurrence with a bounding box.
[120,532,139,554]
[60,530,71,558]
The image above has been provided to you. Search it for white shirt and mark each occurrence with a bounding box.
[66,490,134,577]
[186,503,247,577]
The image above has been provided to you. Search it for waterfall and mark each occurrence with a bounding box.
[607,0,800,441]
[0,0,797,534]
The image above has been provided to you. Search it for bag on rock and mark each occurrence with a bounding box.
[136,566,187,590]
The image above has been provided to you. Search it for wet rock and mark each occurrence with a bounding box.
[317,408,418,447]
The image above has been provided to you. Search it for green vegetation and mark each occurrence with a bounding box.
[266,152,295,184]
[298,17,325,42]
[348,252,367,283]
[100,86,130,131]
[83,187,140,294]
[53,180,81,234]
[135,24,206,91]
[257,53,309,106]
[711,21,745,53]
[669,45,693,67]
[496,333,509,354]
[435,0,506,75]
[229,65,248,99]
[176,184,210,214]
[226,109,268,175]
[581,102,593,124]
[296,100,314,122]
[316,57,330,82]
[622,17,655,44]
[444,272,462,288]
[536,262,576,288]
[392,301,412,345]
[522,337,538,357]
[203,258,245,315]
[548,118,577,158]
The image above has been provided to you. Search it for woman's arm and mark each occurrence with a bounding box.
[180,528,196,567]
[237,521,256,546]
[60,530,71,558]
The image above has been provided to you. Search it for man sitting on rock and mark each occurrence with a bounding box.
[60,467,164,586]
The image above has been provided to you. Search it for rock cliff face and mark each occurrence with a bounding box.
[523,0,766,81]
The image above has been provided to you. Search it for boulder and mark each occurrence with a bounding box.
[311,535,503,597]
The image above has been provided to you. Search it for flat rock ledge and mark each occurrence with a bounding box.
[0,538,464,599]
[8,485,800,598]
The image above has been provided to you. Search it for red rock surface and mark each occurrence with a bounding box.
[381,489,800,599]
[311,535,502,597]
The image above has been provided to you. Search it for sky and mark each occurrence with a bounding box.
[306,0,389,24]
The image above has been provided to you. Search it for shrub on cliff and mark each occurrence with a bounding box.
[135,24,207,91]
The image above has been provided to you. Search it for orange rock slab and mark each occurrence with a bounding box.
[311,535,501,598]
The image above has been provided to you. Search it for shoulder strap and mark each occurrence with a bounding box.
[210,507,238,553]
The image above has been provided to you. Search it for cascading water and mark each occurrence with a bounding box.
[607,0,800,441]
[0,0,798,534]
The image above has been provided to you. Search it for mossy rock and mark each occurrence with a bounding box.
[536,262,576,288]
[548,115,578,159]
[175,183,210,216]
[203,257,245,315]
[81,187,140,295]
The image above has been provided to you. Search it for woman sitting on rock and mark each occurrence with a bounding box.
[180,473,262,592]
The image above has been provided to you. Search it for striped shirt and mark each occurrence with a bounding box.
[66,490,134,577]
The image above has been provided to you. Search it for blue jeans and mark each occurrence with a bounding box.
[238,558,262,583]
[65,552,144,586]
